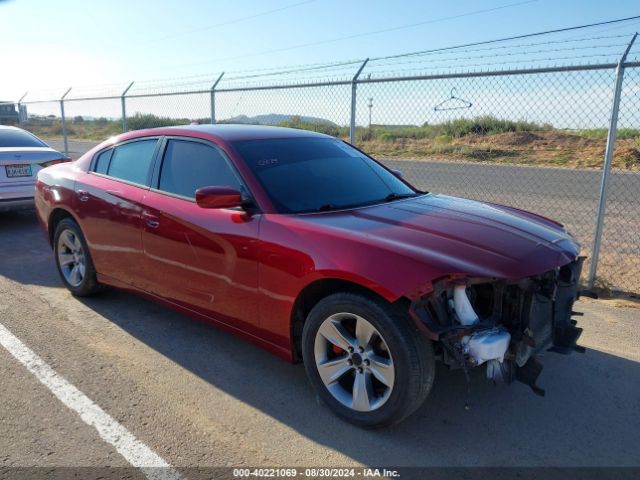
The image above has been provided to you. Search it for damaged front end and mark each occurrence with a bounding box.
[409,257,587,397]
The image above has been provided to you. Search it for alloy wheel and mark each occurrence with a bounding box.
[314,312,395,412]
[57,229,86,288]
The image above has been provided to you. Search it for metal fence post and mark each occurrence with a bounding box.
[587,33,637,289]
[17,91,28,125]
[210,72,225,124]
[350,59,369,145]
[60,88,72,156]
[121,82,134,132]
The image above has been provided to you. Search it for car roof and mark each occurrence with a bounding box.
[158,124,332,142]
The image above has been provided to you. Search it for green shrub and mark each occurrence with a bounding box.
[277,120,347,138]
[438,116,549,137]
[127,113,190,130]
[578,128,640,140]
[363,116,551,142]
[50,121,76,136]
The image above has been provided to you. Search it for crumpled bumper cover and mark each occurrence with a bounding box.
[409,257,586,396]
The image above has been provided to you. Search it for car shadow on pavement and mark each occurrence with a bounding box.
[78,287,640,468]
[0,210,62,289]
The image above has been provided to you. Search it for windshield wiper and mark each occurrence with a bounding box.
[315,193,420,212]
[384,192,420,202]
[317,204,339,212]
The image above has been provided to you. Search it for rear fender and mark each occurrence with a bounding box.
[36,166,79,246]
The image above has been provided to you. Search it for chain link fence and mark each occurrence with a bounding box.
[6,37,640,295]
[355,67,619,292]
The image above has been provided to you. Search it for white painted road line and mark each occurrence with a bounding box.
[0,322,182,480]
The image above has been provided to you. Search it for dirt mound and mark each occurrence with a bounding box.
[536,131,603,149]
[487,131,542,146]
[615,144,640,168]
[362,129,639,170]
[483,130,604,149]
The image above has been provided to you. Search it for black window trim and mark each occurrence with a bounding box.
[90,147,113,175]
[89,147,112,172]
[149,136,256,209]
[88,136,162,188]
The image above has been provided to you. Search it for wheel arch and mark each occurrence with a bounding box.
[48,207,79,247]
[289,277,410,362]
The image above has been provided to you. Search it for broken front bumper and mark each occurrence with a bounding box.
[409,257,586,396]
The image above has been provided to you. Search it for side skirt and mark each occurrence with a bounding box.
[96,273,294,363]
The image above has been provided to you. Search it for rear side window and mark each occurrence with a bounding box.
[107,139,157,185]
[158,140,241,199]
[93,149,112,174]
[0,128,47,147]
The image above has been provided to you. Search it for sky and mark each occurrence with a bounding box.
[1,0,639,129]
[2,0,640,100]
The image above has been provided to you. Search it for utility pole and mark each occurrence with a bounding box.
[367,97,373,129]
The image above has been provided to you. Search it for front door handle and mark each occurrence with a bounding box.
[142,211,160,229]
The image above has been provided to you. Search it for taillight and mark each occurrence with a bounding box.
[42,157,72,168]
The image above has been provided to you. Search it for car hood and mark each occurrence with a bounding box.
[299,193,580,280]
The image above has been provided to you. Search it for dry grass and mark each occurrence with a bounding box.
[23,115,640,170]
[361,131,640,170]
[25,119,121,141]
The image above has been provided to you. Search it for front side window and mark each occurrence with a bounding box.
[233,137,417,213]
[158,139,241,199]
[107,139,157,185]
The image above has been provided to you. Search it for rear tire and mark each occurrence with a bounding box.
[302,292,435,428]
[54,218,100,296]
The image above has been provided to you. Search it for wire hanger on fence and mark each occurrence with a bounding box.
[434,88,473,111]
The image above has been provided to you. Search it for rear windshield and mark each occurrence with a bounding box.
[0,129,47,148]
[234,137,416,214]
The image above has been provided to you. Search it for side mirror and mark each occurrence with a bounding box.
[390,168,404,178]
[195,186,243,209]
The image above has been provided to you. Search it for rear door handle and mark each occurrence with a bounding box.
[142,211,160,229]
[77,189,89,202]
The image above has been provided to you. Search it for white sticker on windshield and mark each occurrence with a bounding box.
[257,158,279,166]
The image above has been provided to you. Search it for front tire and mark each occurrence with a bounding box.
[302,292,435,428]
[54,218,100,296]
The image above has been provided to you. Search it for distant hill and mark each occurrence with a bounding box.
[222,114,337,126]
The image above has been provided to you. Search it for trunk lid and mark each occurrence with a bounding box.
[0,147,66,184]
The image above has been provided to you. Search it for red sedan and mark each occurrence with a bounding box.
[35,125,585,427]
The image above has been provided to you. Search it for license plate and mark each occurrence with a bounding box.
[5,164,32,178]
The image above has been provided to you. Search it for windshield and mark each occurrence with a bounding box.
[234,137,418,213]
[0,128,47,148]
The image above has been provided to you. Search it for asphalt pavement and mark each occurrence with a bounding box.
[0,209,639,478]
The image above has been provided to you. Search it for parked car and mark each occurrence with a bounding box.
[35,125,585,427]
[0,125,70,212]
